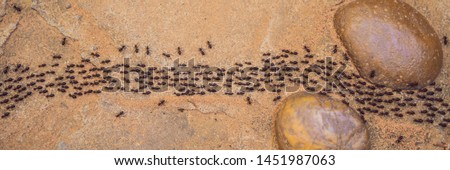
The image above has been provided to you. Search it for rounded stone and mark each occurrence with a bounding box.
[334,0,443,89]
[275,93,369,150]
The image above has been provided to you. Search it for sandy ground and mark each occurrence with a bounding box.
[0,0,449,149]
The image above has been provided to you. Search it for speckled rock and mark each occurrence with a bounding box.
[275,93,369,150]
[334,0,443,89]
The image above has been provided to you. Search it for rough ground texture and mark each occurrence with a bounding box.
[0,0,449,149]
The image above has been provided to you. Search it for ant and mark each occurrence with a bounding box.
[6,105,15,110]
[162,53,171,58]
[146,46,151,55]
[101,60,111,64]
[406,111,415,115]
[444,36,448,45]
[207,41,213,49]
[1,112,10,119]
[369,70,376,78]
[13,4,21,13]
[199,48,205,55]
[273,96,281,102]
[135,45,139,53]
[395,136,404,143]
[116,111,125,118]
[53,54,62,59]
[118,45,126,52]
[90,52,100,58]
[408,82,419,87]
[394,113,404,117]
[3,66,9,74]
[332,45,338,54]
[177,47,182,55]
[342,100,349,106]
[61,37,67,46]
[303,46,311,53]
[158,100,166,106]
[413,119,423,123]
[246,97,252,105]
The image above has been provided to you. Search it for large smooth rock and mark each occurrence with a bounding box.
[275,93,369,150]
[334,0,443,89]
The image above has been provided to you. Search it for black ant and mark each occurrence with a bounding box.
[135,45,139,53]
[418,88,428,92]
[341,100,349,106]
[6,105,15,110]
[116,111,125,118]
[390,108,400,112]
[395,136,404,143]
[177,47,182,55]
[406,111,415,115]
[162,53,171,58]
[413,119,423,123]
[406,91,414,94]
[101,60,111,64]
[90,52,100,58]
[53,55,62,60]
[332,45,338,54]
[199,48,205,55]
[146,46,151,55]
[246,97,252,105]
[3,66,9,74]
[303,46,311,53]
[61,37,67,46]
[444,36,448,45]
[1,112,10,119]
[118,45,126,52]
[207,41,213,49]
[394,113,404,117]
[158,100,166,106]
[13,4,21,13]
[408,82,419,87]
[369,70,376,78]
[273,96,281,102]
[379,112,389,116]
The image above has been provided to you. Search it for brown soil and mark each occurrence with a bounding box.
[0,0,448,149]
